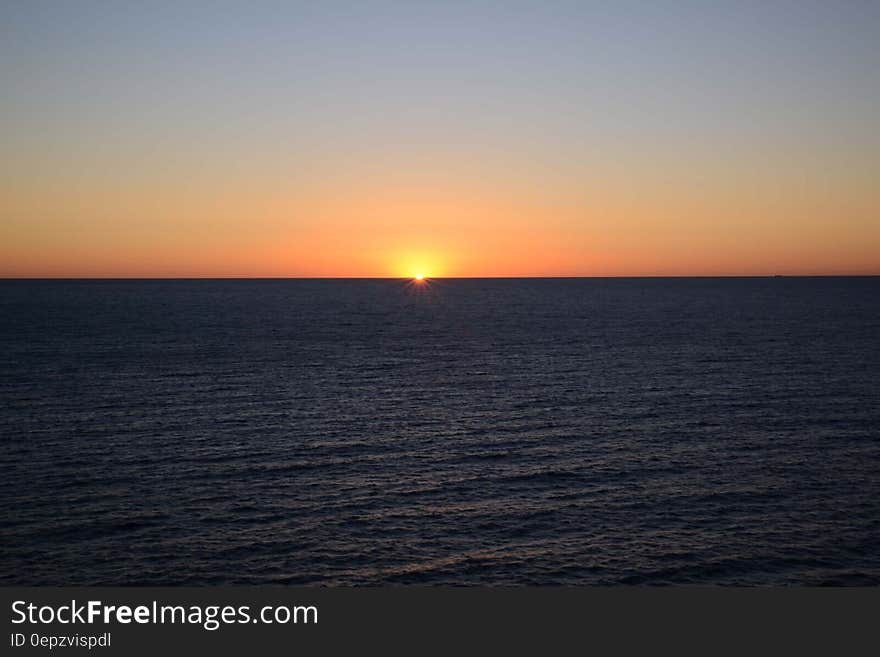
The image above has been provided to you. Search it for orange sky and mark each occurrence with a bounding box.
[2,3,879,278]
[3,159,878,277]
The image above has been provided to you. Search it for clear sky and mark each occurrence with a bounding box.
[2,1,878,277]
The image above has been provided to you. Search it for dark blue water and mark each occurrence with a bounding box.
[1,278,878,585]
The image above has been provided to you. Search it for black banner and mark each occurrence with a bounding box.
[2,588,876,654]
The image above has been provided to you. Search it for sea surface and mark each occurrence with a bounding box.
[1,277,878,585]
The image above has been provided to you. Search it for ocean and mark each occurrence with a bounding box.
[1,277,878,585]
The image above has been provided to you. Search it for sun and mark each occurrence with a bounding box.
[391,249,446,280]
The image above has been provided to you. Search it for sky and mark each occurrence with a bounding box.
[2,0,878,277]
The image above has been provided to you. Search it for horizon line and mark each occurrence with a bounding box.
[1,274,879,281]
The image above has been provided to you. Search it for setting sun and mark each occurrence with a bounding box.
[414,273,425,281]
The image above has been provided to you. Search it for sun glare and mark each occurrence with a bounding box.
[392,250,445,280]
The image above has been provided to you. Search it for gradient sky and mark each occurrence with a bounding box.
[2,1,878,277]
